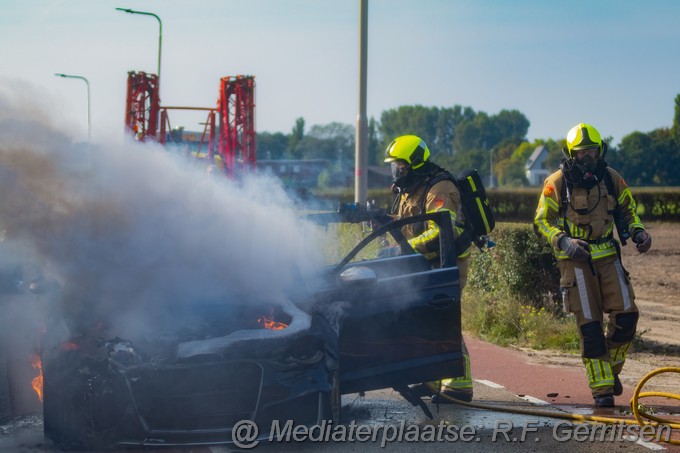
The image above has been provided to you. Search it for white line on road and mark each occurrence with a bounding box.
[475,379,550,406]
[517,395,551,406]
[475,379,505,389]
[624,435,667,451]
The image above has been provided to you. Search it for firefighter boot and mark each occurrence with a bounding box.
[594,395,615,408]
[432,350,473,404]
[613,375,623,396]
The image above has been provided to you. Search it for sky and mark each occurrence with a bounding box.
[1,0,679,147]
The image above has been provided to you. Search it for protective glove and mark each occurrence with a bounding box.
[559,236,591,263]
[377,245,400,258]
[633,230,652,253]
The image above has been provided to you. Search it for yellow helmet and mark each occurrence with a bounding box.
[384,135,430,169]
[565,123,602,158]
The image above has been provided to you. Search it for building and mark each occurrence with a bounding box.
[525,145,550,186]
[257,159,329,190]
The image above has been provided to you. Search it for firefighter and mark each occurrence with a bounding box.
[383,134,474,402]
[534,123,652,407]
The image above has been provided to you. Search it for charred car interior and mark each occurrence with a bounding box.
[40,211,463,449]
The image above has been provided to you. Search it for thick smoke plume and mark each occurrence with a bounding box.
[0,80,325,344]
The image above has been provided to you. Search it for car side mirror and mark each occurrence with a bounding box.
[337,266,378,287]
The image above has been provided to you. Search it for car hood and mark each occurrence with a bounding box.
[176,298,311,359]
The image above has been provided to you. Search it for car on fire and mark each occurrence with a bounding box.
[40,211,464,449]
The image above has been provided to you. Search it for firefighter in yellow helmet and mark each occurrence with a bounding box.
[383,135,474,402]
[534,123,652,407]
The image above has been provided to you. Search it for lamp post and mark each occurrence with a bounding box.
[116,8,163,83]
[54,73,90,141]
[355,0,368,203]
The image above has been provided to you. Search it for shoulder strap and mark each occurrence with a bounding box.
[558,171,569,213]
[420,170,456,214]
[602,167,618,202]
[558,171,572,238]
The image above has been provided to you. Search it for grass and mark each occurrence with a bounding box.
[461,286,580,352]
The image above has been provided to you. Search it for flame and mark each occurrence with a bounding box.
[258,315,288,330]
[61,342,79,351]
[31,354,43,402]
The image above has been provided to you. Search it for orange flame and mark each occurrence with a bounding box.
[258,315,288,330]
[31,354,43,402]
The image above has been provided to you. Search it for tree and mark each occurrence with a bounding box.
[453,112,489,152]
[452,109,529,154]
[494,109,530,143]
[367,117,381,165]
[378,105,439,151]
[256,131,288,159]
[287,117,305,159]
[297,122,355,163]
[615,132,654,185]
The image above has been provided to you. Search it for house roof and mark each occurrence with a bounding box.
[525,145,548,170]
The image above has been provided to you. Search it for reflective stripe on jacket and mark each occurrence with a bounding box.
[534,167,644,261]
[396,179,471,259]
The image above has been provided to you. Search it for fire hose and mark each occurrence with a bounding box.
[425,366,680,445]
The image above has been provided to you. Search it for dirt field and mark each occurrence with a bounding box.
[620,222,680,352]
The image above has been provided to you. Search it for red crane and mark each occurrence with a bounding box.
[124,72,256,178]
[217,75,256,178]
[124,71,160,142]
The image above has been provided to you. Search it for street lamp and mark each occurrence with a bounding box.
[116,8,162,83]
[54,73,90,141]
[355,0,368,203]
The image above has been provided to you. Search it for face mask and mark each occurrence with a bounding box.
[575,154,597,174]
[564,156,602,189]
[391,161,410,181]
[392,171,419,193]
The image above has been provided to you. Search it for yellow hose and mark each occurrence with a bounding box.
[427,366,680,445]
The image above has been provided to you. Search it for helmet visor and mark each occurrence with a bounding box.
[391,161,410,181]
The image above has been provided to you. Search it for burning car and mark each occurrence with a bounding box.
[40,211,464,449]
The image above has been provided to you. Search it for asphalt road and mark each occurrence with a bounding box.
[1,335,677,452]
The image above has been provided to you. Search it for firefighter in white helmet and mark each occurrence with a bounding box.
[534,123,651,407]
[383,134,474,402]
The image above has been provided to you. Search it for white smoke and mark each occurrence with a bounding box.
[0,79,326,343]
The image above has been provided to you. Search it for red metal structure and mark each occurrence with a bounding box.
[124,71,160,141]
[124,72,256,178]
[159,106,216,158]
[217,75,256,177]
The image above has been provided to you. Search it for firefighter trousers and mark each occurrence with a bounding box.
[558,254,639,397]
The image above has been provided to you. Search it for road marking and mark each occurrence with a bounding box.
[474,379,550,406]
[624,435,667,451]
[517,395,550,406]
[475,379,505,389]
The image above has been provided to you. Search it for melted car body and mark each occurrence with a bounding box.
[41,212,463,448]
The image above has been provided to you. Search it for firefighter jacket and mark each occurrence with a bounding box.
[534,167,644,261]
[394,177,471,260]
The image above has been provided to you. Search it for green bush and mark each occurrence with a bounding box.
[467,222,561,311]
[463,222,580,351]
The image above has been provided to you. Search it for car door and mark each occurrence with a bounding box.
[316,211,464,395]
